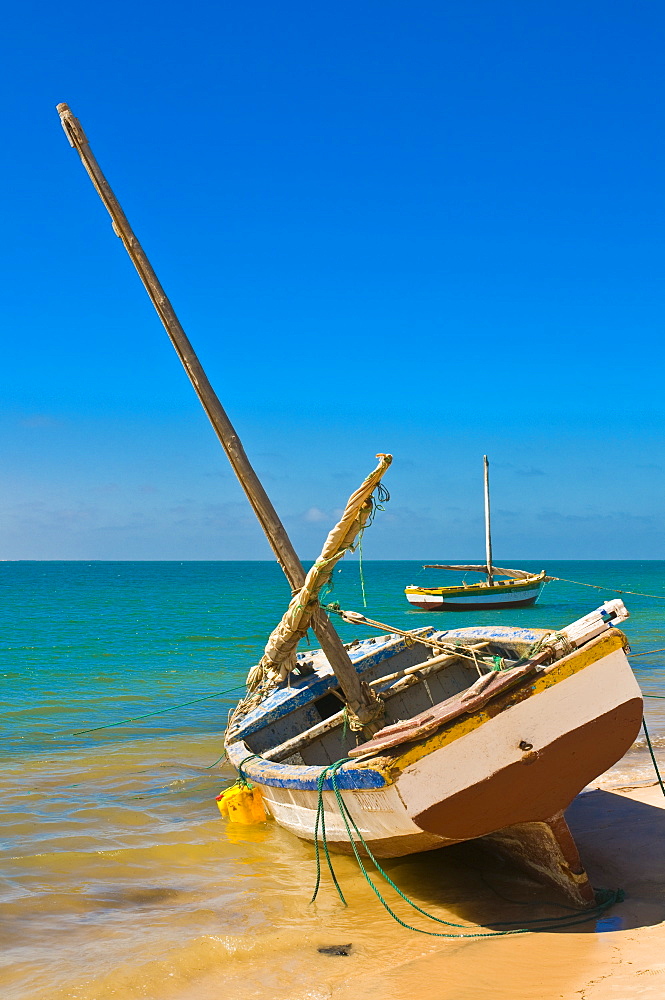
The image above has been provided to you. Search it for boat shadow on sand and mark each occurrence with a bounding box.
[345,788,665,936]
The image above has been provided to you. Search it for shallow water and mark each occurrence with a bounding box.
[2,560,664,999]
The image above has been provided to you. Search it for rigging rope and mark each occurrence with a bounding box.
[71,683,246,735]
[322,603,499,668]
[551,577,665,600]
[642,717,665,799]
[355,483,389,609]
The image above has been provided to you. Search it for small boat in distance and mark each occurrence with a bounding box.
[405,456,550,610]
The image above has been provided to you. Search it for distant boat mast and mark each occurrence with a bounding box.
[483,455,494,586]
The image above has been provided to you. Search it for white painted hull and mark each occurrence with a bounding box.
[405,585,542,609]
[258,639,641,858]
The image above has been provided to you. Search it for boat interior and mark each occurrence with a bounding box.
[230,627,547,767]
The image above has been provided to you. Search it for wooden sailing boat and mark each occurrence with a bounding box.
[405,456,549,610]
[225,591,641,907]
[58,105,643,909]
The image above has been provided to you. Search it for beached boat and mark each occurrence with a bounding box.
[223,459,642,908]
[226,592,642,907]
[405,457,550,610]
[59,106,642,910]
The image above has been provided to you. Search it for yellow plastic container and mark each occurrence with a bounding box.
[216,782,267,824]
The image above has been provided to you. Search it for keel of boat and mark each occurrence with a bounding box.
[478,811,596,908]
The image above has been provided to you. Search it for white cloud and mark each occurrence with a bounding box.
[303,506,328,523]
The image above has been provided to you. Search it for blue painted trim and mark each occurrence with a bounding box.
[226,740,387,790]
[433,625,548,643]
[230,632,430,742]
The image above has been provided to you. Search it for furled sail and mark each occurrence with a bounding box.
[243,454,392,701]
[423,564,552,581]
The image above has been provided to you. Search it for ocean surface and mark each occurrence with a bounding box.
[2,560,665,1000]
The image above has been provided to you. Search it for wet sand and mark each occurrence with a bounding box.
[160,782,665,1000]
[4,732,665,1000]
[126,773,665,1000]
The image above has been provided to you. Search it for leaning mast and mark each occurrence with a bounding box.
[56,103,380,730]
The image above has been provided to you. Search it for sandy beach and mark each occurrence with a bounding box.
[7,743,665,1000]
[145,778,665,1000]
[327,782,665,1000]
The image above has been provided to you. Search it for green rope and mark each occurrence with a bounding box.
[642,717,665,799]
[71,683,246,735]
[310,760,623,936]
[357,532,368,608]
[632,647,665,657]
[311,762,349,906]
[237,753,262,786]
[357,485,389,607]
[289,481,388,621]
[202,751,227,769]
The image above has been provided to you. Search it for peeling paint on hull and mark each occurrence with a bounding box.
[227,630,642,907]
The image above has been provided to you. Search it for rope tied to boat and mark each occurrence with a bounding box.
[237,753,262,786]
[344,683,385,731]
[323,603,555,673]
[69,682,247,736]
[310,759,625,936]
[550,577,665,601]
[356,482,390,609]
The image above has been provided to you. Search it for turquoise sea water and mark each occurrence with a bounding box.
[2,560,665,1000]
[4,560,665,760]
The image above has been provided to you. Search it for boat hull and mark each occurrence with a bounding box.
[405,575,544,611]
[406,592,541,610]
[228,630,642,906]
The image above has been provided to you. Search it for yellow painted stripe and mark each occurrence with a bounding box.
[405,575,543,598]
[361,629,628,784]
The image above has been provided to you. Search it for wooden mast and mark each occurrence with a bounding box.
[483,455,494,586]
[56,103,379,727]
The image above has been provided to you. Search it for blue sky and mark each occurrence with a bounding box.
[1,1,664,559]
